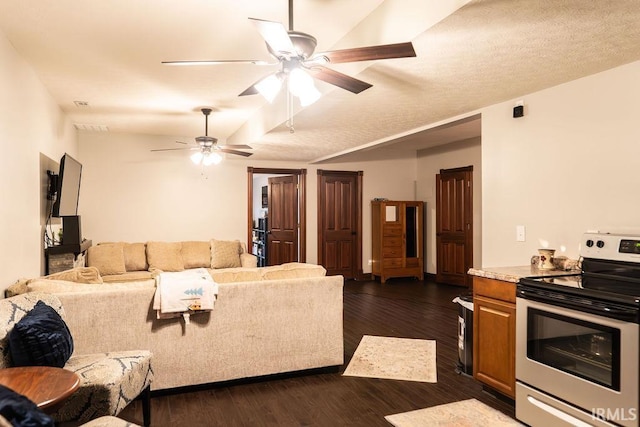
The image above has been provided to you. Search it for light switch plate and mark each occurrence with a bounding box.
[516,225,526,242]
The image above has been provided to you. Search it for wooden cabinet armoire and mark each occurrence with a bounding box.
[371,200,424,283]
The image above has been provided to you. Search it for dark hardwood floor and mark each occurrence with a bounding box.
[119,277,516,426]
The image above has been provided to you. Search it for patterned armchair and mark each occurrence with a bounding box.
[0,292,153,426]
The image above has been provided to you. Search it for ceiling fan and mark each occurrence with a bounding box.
[162,0,416,103]
[151,108,252,165]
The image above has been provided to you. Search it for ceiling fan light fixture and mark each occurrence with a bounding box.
[255,73,283,103]
[289,68,320,106]
[203,152,222,166]
[299,84,321,107]
[190,151,204,165]
[288,68,313,96]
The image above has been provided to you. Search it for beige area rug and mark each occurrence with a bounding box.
[343,335,437,383]
[385,399,524,427]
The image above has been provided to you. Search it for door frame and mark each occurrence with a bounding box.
[317,170,363,279]
[247,167,306,262]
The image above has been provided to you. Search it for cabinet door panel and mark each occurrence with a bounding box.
[473,295,516,398]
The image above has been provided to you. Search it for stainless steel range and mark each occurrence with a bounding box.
[516,232,640,427]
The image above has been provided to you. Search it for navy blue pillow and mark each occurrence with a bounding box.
[0,384,54,427]
[8,301,74,368]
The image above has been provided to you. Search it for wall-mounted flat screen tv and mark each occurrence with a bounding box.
[52,153,82,217]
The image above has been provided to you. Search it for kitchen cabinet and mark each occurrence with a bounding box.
[371,200,424,283]
[472,276,516,399]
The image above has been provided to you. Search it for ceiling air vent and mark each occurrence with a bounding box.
[73,123,109,132]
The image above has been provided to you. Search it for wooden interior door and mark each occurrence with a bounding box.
[436,166,473,287]
[317,170,362,279]
[267,175,298,265]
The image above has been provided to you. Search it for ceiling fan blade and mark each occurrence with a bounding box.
[162,59,274,66]
[317,42,416,64]
[218,148,253,157]
[249,18,296,57]
[220,144,253,150]
[238,71,280,97]
[308,66,372,94]
[239,84,259,97]
[150,147,195,152]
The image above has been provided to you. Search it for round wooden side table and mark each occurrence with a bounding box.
[0,366,80,413]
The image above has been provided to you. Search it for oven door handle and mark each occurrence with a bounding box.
[527,395,594,427]
[518,288,639,322]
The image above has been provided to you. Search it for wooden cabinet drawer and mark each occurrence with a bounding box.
[383,247,402,258]
[383,258,403,268]
[383,237,402,247]
[383,225,402,237]
[473,277,516,303]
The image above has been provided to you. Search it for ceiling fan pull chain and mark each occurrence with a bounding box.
[286,81,295,133]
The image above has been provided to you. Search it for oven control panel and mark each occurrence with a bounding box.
[581,232,640,262]
[620,239,640,254]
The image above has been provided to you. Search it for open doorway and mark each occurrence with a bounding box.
[247,167,306,265]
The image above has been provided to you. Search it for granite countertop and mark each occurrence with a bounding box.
[467,265,580,283]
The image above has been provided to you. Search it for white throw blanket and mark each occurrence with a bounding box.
[153,268,218,323]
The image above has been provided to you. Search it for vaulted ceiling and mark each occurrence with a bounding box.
[1,0,639,162]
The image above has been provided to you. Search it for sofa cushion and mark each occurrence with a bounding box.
[146,241,184,272]
[8,301,74,368]
[123,243,148,272]
[101,271,154,283]
[45,266,103,284]
[87,244,127,276]
[54,350,153,424]
[181,241,211,269]
[207,267,264,283]
[261,263,327,280]
[25,279,155,294]
[210,239,242,269]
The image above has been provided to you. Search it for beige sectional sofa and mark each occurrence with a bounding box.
[6,240,345,391]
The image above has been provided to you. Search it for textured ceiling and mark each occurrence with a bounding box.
[1,0,639,162]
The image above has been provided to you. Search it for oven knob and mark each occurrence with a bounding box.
[586,239,594,247]
[597,240,605,248]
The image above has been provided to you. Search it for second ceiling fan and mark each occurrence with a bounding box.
[151,108,252,165]
[163,0,416,105]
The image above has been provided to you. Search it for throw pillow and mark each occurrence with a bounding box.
[8,301,74,368]
[210,239,242,269]
[146,241,184,272]
[45,266,103,284]
[123,242,148,272]
[0,385,54,426]
[181,241,211,269]
[87,243,127,276]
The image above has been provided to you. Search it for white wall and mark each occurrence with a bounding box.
[481,60,640,267]
[78,131,418,273]
[416,137,482,274]
[252,175,270,223]
[0,30,77,292]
